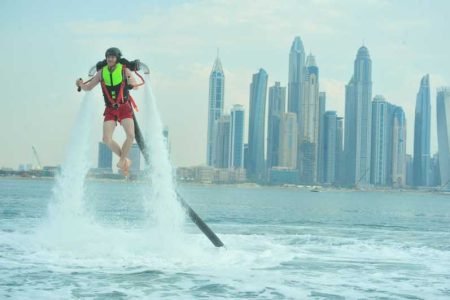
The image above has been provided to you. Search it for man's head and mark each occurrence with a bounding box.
[105,47,122,67]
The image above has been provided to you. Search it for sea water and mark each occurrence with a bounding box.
[1,178,450,299]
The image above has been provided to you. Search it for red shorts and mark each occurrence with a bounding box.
[103,102,133,123]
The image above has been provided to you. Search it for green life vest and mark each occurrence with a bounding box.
[102,63,123,87]
[101,63,129,106]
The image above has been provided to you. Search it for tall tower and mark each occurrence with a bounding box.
[206,54,225,166]
[413,74,431,186]
[323,111,337,184]
[344,46,373,186]
[370,95,394,186]
[336,117,344,185]
[267,82,286,169]
[214,115,231,168]
[392,106,407,187]
[298,54,320,184]
[247,68,268,181]
[279,112,298,169]
[129,143,141,174]
[288,36,305,116]
[98,142,112,172]
[436,87,450,188]
[317,92,327,183]
[229,105,245,169]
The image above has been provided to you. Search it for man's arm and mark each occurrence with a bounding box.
[125,68,139,89]
[76,72,101,91]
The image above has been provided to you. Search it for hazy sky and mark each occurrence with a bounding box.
[1,0,449,169]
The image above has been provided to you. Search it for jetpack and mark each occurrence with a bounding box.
[77,58,225,248]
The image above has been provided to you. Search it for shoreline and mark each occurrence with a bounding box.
[1,175,449,195]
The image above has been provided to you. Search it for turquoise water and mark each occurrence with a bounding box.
[1,178,450,299]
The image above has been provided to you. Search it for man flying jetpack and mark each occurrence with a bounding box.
[75,47,224,248]
[76,47,149,176]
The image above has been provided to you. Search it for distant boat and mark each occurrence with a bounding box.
[310,187,320,192]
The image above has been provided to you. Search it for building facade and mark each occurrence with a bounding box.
[413,74,431,186]
[247,69,268,181]
[344,46,373,186]
[206,56,225,166]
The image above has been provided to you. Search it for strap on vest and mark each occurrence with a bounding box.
[100,65,141,112]
[101,66,127,107]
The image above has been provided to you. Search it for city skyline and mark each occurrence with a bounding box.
[2,1,450,170]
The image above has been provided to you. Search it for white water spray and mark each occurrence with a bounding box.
[42,93,98,246]
[140,77,186,244]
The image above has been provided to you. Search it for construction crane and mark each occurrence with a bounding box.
[32,146,42,170]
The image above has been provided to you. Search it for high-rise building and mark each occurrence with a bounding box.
[392,106,407,187]
[243,143,249,170]
[163,126,170,152]
[98,142,112,171]
[278,112,298,169]
[288,36,305,116]
[436,87,450,188]
[206,55,225,166]
[413,74,431,186]
[214,115,231,168]
[323,111,341,184]
[247,68,268,181]
[370,96,407,187]
[267,82,286,169]
[335,117,344,185]
[129,143,141,174]
[230,105,245,169]
[344,46,373,186]
[371,95,394,186]
[406,154,414,186]
[430,153,441,186]
[317,92,327,183]
[298,54,320,184]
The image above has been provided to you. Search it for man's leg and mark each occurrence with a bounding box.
[119,118,135,172]
[103,120,122,157]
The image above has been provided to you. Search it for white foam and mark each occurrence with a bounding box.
[40,93,97,248]
[139,78,187,247]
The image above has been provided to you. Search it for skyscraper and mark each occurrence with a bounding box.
[129,143,141,174]
[371,95,394,186]
[323,111,342,184]
[406,154,414,186]
[436,87,450,188]
[278,112,298,169]
[98,142,112,172]
[267,82,286,169]
[230,105,245,169]
[206,55,225,166]
[288,36,305,116]
[344,46,373,186]
[413,74,431,186]
[317,92,327,183]
[430,153,441,186]
[323,111,337,184]
[298,54,320,184]
[335,117,344,185]
[214,115,231,168]
[247,68,268,181]
[392,106,407,187]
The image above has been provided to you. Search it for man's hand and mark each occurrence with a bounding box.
[76,78,84,87]
[76,78,84,91]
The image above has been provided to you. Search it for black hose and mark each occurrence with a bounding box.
[132,114,225,247]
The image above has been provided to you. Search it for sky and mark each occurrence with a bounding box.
[1,0,449,169]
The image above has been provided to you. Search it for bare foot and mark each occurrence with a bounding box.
[117,158,132,177]
[117,158,125,170]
